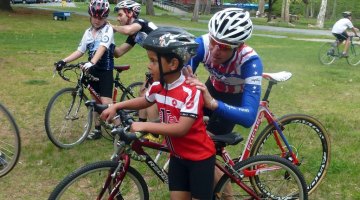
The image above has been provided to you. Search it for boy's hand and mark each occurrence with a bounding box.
[130,122,143,132]
[100,106,117,123]
[81,62,94,72]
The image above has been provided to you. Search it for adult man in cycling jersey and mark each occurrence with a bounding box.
[187,8,263,136]
[111,0,158,123]
[331,11,359,57]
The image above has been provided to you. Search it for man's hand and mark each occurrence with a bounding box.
[182,65,196,78]
[81,62,94,72]
[54,60,66,71]
[186,77,217,110]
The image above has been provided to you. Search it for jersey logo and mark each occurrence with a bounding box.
[101,35,109,43]
[186,100,194,109]
[172,99,177,106]
[159,108,178,124]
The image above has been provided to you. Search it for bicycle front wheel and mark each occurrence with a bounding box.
[0,103,21,177]
[48,161,149,200]
[214,155,308,200]
[44,87,92,149]
[347,43,360,66]
[318,42,337,65]
[251,114,330,194]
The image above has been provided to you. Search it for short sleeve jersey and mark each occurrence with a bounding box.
[77,24,115,70]
[125,18,158,47]
[145,75,215,161]
[332,18,354,34]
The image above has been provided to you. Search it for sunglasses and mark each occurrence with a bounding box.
[209,35,239,50]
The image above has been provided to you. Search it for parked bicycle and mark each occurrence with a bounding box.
[319,36,360,65]
[45,62,144,149]
[153,71,330,195]
[48,103,308,200]
[0,102,21,177]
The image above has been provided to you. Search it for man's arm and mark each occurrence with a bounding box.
[114,43,133,58]
[112,23,142,35]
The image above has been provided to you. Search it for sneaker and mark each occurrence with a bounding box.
[327,48,335,56]
[341,52,349,58]
[0,152,6,168]
[87,129,102,140]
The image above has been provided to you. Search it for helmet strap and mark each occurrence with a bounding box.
[157,53,165,86]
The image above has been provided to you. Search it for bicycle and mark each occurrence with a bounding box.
[44,62,144,149]
[0,102,21,178]
[154,71,330,195]
[48,103,308,200]
[318,35,360,65]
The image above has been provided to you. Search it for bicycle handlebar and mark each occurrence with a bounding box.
[56,62,99,82]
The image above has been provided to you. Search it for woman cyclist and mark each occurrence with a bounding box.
[54,0,114,140]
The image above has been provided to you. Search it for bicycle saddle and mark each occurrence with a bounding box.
[211,132,243,148]
[263,71,292,83]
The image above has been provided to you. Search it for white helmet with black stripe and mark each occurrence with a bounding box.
[208,8,253,44]
[114,0,141,17]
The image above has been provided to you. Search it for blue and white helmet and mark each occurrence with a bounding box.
[208,8,253,44]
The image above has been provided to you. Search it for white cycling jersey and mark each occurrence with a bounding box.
[77,24,115,70]
[332,18,354,34]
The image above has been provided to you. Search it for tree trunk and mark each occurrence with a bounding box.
[267,0,274,22]
[145,0,155,16]
[204,0,211,15]
[316,0,327,28]
[0,0,13,12]
[191,0,200,22]
[281,0,290,22]
[258,0,265,16]
[330,0,336,20]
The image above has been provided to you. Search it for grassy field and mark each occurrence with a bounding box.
[1,5,360,200]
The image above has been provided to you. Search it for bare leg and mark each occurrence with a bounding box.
[343,38,351,55]
[170,191,191,200]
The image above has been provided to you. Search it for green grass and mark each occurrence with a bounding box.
[1,6,360,199]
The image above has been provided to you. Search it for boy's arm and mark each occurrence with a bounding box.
[63,50,84,63]
[131,116,195,137]
[101,97,153,122]
[90,45,106,64]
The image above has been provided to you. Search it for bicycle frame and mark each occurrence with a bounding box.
[239,72,299,164]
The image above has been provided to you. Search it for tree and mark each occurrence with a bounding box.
[281,0,290,22]
[0,0,12,12]
[316,0,327,28]
[204,0,211,15]
[258,0,265,17]
[145,0,155,16]
[191,0,200,22]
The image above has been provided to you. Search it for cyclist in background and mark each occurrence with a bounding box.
[331,11,359,57]
[54,0,114,140]
[111,0,158,123]
[101,27,216,199]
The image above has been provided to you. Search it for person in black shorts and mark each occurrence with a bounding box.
[331,11,359,57]
[54,0,114,140]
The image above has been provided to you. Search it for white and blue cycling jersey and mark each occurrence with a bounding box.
[188,33,263,127]
[77,24,115,70]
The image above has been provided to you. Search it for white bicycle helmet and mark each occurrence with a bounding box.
[208,8,253,44]
[88,0,110,18]
[114,0,141,17]
[342,11,352,18]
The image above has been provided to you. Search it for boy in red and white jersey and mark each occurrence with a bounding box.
[101,27,216,199]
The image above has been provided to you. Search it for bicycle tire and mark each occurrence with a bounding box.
[0,103,21,178]
[250,114,330,194]
[44,87,92,149]
[48,160,149,200]
[120,81,144,121]
[120,81,144,102]
[213,155,308,200]
[318,42,337,65]
[347,43,360,66]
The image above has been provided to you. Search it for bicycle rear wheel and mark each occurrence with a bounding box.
[347,44,360,66]
[49,161,149,200]
[251,114,330,194]
[0,103,21,177]
[44,87,92,149]
[120,81,144,120]
[214,155,308,200]
[318,42,337,65]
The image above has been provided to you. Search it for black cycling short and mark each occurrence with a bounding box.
[204,78,243,135]
[168,155,215,199]
[89,67,114,98]
[333,32,348,42]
